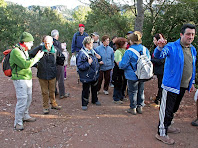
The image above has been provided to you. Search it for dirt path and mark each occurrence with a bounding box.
[0,66,197,148]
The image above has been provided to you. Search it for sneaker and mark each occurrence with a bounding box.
[136,106,142,114]
[43,109,49,114]
[94,101,101,106]
[127,108,136,115]
[155,134,175,145]
[191,119,198,126]
[110,84,114,88]
[103,90,109,95]
[82,106,88,111]
[51,105,62,110]
[113,100,123,104]
[23,117,36,122]
[167,126,180,134]
[15,124,24,131]
[60,93,70,99]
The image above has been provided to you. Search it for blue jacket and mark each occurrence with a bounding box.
[76,48,100,83]
[95,44,114,71]
[71,32,88,53]
[154,38,196,94]
[119,44,151,81]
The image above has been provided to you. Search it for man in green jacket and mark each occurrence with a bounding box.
[10,32,44,131]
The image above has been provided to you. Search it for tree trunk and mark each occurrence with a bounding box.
[134,0,144,32]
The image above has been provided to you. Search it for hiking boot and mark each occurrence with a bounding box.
[15,124,24,131]
[51,105,62,110]
[43,109,49,114]
[155,134,175,145]
[167,126,180,134]
[82,106,88,111]
[103,90,109,95]
[136,106,142,114]
[23,117,36,122]
[191,119,198,126]
[60,93,70,99]
[113,100,123,104]
[127,108,136,115]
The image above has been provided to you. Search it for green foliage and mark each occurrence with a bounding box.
[85,0,132,38]
[72,6,91,22]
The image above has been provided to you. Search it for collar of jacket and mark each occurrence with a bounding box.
[42,45,55,53]
[19,43,28,51]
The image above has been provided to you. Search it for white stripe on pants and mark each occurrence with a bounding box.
[159,89,167,136]
[13,80,32,127]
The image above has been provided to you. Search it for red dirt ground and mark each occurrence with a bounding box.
[0,66,198,148]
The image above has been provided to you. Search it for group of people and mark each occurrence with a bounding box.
[9,23,198,145]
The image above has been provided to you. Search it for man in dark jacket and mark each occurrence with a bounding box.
[36,36,62,114]
[51,29,70,99]
[71,24,88,55]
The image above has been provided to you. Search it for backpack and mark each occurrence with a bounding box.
[128,46,153,81]
[2,44,28,77]
[2,49,12,77]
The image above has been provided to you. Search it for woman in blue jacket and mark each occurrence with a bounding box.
[119,31,151,115]
[76,36,101,111]
[95,35,114,95]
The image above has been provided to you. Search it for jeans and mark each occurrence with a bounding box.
[127,80,145,109]
[113,87,123,101]
[13,80,32,127]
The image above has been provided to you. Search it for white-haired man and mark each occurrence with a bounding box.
[51,29,70,99]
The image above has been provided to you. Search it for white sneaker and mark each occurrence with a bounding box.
[103,90,109,95]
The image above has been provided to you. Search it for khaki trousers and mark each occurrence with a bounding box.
[39,78,58,109]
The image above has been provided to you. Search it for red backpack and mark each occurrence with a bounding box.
[2,49,12,77]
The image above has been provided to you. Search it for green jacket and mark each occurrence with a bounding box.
[9,44,40,80]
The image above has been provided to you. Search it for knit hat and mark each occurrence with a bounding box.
[129,31,142,44]
[79,24,85,27]
[20,32,34,42]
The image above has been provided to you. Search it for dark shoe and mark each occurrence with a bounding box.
[60,93,70,99]
[127,108,136,115]
[82,106,88,111]
[43,109,49,114]
[136,106,142,114]
[155,134,175,145]
[167,126,180,134]
[15,124,24,131]
[23,117,36,122]
[95,101,101,106]
[51,105,62,110]
[191,119,198,126]
[154,98,160,105]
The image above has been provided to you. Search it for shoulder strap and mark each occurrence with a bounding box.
[143,46,146,55]
[80,49,89,58]
[128,48,140,57]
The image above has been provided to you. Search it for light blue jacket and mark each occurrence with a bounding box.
[119,44,151,81]
[95,44,114,71]
[154,38,196,94]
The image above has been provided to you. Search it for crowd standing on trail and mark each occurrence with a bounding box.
[5,23,198,145]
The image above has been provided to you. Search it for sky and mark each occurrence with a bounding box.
[5,0,90,9]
